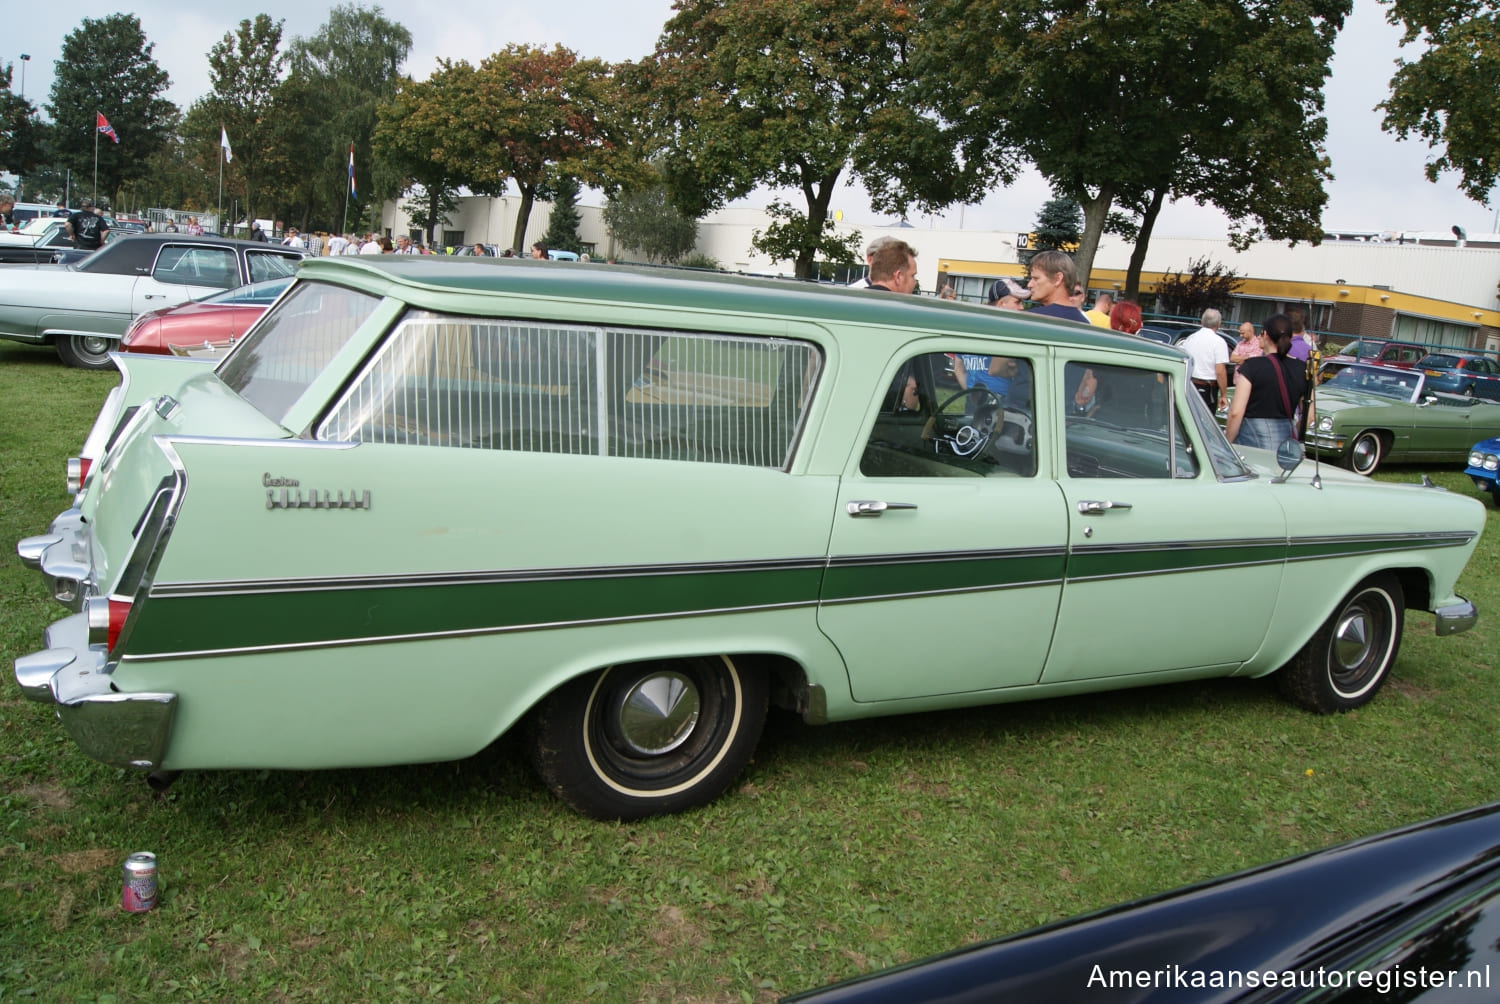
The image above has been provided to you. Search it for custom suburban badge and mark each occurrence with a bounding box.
[263,474,370,510]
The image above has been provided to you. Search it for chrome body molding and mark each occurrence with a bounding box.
[13,610,177,769]
[1435,597,1478,636]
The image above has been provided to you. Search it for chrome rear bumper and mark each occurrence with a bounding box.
[14,611,176,770]
[17,507,91,610]
[1435,597,1478,637]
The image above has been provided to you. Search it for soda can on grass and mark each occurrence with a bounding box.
[122,851,157,912]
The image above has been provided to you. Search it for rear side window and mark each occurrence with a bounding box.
[151,246,238,288]
[318,311,820,469]
[246,249,301,283]
[219,281,380,425]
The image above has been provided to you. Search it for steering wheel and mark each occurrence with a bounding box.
[931,387,1003,457]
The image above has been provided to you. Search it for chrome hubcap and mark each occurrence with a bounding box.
[615,671,700,755]
[76,335,111,358]
[1333,609,1371,669]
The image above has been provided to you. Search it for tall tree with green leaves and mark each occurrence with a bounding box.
[46,13,176,205]
[373,74,464,246]
[438,46,616,253]
[541,176,584,254]
[190,15,289,228]
[288,4,412,229]
[636,0,991,279]
[1379,0,1500,204]
[1023,196,1083,268]
[603,181,701,263]
[918,0,1349,288]
[0,65,44,180]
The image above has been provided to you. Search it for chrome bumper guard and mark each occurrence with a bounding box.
[14,612,177,770]
[1435,597,1478,637]
[17,507,92,611]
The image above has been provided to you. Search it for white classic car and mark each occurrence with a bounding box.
[0,233,303,368]
[15,257,1485,819]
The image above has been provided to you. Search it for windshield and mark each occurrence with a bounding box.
[1183,379,1252,478]
[1323,365,1423,401]
[218,280,380,425]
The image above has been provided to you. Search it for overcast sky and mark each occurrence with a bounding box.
[12,1,1494,239]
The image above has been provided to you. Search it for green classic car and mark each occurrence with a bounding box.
[1308,363,1500,475]
[15,259,1485,819]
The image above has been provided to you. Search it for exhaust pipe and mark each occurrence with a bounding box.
[146,770,181,792]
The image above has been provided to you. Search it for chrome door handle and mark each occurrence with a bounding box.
[846,500,918,518]
[1077,499,1133,515]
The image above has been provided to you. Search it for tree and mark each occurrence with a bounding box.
[46,14,176,205]
[372,73,463,246]
[1023,196,1083,268]
[636,0,990,279]
[1379,0,1500,204]
[191,15,289,228]
[1154,257,1244,319]
[439,46,616,253]
[541,176,584,254]
[288,4,412,229]
[0,65,45,180]
[918,0,1350,289]
[603,182,701,263]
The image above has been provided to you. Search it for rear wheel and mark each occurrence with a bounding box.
[528,656,767,820]
[1343,430,1384,476]
[55,334,116,370]
[1277,574,1404,713]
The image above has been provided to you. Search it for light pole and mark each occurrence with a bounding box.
[18,53,28,100]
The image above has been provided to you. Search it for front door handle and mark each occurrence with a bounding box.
[1077,499,1133,515]
[846,500,918,518]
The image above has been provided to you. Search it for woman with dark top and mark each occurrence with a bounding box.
[1224,313,1308,450]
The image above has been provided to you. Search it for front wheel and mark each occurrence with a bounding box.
[528,656,767,820]
[55,334,116,370]
[1276,574,1404,713]
[1343,430,1384,476]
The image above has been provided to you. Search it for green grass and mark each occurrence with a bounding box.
[3,338,1500,1001]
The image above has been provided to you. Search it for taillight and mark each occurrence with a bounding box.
[87,596,132,652]
[66,456,93,494]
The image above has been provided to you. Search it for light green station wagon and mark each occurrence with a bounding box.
[15,258,1485,819]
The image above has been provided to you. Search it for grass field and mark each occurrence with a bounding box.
[3,338,1499,1002]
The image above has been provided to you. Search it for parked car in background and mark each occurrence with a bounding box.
[1465,436,1500,505]
[1308,362,1500,474]
[785,802,1500,1003]
[1416,351,1500,400]
[0,218,76,264]
[0,233,303,368]
[16,258,1482,820]
[1320,339,1428,382]
[119,276,291,357]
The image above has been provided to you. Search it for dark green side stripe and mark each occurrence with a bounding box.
[119,530,1475,659]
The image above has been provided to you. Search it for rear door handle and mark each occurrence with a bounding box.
[1077,499,1132,515]
[846,500,918,518]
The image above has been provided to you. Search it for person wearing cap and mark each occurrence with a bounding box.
[987,277,1030,310]
[1085,291,1114,328]
[67,199,108,251]
[850,235,899,288]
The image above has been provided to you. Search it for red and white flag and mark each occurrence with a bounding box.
[96,112,119,144]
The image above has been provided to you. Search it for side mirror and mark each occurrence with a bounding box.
[1270,439,1305,483]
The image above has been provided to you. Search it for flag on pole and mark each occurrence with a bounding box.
[220,126,233,163]
[96,112,119,144]
[348,143,357,199]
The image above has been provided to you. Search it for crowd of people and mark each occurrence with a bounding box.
[263,228,562,260]
[857,234,1318,451]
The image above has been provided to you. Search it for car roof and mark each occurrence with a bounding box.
[296,256,1182,358]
